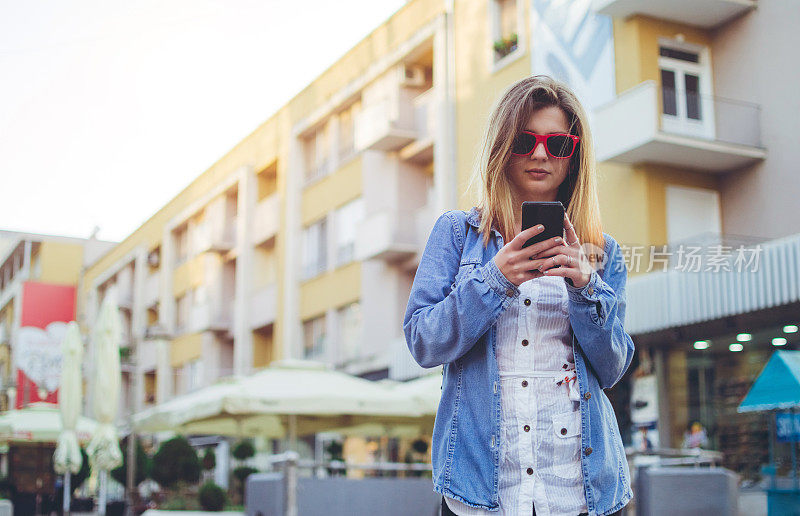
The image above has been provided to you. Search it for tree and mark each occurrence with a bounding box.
[231,439,255,461]
[111,436,151,487]
[202,447,216,471]
[151,436,201,489]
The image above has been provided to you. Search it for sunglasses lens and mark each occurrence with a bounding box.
[546,134,575,158]
[512,132,536,154]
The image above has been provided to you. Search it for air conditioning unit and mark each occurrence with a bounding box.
[147,249,160,268]
[399,64,426,87]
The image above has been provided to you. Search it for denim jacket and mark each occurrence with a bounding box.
[403,207,635,515]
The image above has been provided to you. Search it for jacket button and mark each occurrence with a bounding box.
[522,339,529,347]
[585,447,593,456]
[523,425,530,432]
[526,467,533,475]
[505,288,515,297]
[561,428,567,435]
[521,380,528,387]
[524,298,531,306]
[584,392,591,400]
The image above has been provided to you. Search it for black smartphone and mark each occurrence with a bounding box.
[521,201,564,248]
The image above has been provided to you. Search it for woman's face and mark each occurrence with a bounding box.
[507,105,574,205]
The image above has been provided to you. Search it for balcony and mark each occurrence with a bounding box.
[355,204,436,264]
[143,271,160,308]
[400,89,436,164]
[249,283,277,329]
[253,194,280,246]
[195,220,236,253]
[189,301,232,334]
[593,0,756,29]
[594,81,765,173]
[354,95,417,152]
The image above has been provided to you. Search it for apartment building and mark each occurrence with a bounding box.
[592,0,800,480]
[0,230,113,412]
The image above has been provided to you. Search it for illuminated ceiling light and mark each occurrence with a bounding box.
[784,325,799,334]
[773,337,788,346]
[693,340,710,350]
[736,333,752,342]
[729,343,744,352]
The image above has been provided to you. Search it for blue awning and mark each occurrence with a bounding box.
[738,351,800,413]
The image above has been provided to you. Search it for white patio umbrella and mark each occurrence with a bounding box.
[0,402,97,443]
[87,290,123,516]
[53,321,84,515]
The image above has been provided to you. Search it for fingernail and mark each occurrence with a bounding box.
[554,237,562,243]
[536,224,544,230]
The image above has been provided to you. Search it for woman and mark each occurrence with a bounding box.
[403,75,635,516]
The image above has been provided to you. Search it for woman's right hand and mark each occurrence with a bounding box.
[493,224,564,286]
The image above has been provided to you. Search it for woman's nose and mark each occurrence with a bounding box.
[531,142,548,159]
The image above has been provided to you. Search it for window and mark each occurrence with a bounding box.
[338,102,359,162]
[175,293,190,333]
[302,218,328,279]
[174,226,189,265]
[303,315,327,360]
[304,124,331,183]
[337,302,363,363]
[491,0,520,64]
[334,198,365,266]
[658,41,714,139]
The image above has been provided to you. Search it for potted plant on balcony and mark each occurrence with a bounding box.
[493,32,518,59]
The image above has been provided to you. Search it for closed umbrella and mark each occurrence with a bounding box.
[53,321,84,514]
[87,290,123,516]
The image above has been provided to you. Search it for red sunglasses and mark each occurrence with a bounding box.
[511,131,580,159]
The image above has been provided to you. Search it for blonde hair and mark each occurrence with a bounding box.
[466,75,604,250]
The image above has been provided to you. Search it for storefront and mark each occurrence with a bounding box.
[624,232,800,481]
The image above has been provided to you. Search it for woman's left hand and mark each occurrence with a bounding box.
[535,212,593,288]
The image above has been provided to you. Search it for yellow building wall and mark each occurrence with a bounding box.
[301,156,363,226]
[613,15,712,95]
[252,329,273,369]
[37,242,84,285]
[172,254,206,297]
[454,0,531,210]
[170,332,204,367]
[299,262,361,321]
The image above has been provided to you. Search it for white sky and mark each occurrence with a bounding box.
[0,0,407,242]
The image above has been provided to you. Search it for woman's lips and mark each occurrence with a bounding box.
[526,169,549,179]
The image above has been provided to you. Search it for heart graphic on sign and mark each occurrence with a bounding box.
[15,322,68,393]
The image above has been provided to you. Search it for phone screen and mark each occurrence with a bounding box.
[521,201,565,248]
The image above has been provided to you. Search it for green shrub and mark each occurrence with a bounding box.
[232,439,255,461]
[202,447,216,471]
[233,466,258,484]
[111,436,151,487]
[198,481,227,511]
[151,436,201,489]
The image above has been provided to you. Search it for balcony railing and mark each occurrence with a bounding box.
[400,89,436,164]
[354,209,419,263]
[593,0,756,29]
[354,97,417,152]
[143,271,160,308]
[249,283,277,330]
[189,301,232,333]
[195,220,236,253]
[594,80,766,172]
[253,194,280,245]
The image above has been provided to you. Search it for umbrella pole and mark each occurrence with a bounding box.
[63,472,71,516]
[98,470,107,516]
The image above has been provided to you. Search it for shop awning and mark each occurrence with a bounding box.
[738,351,800,413]
[625,231,800,335]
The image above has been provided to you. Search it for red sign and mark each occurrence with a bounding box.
[15,282,76,409]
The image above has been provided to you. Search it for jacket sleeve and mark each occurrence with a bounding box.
[403,211,520,368]
[565,235,636,389]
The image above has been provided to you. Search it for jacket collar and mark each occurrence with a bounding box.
[466,206,503,239]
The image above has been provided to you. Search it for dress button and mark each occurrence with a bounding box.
[587,286,594,296]
[523,425,530,432]
[585,447,593,456]
[522,339,529,347]
[505,288,515,297]
[521,380,528,387]
[524,298,531,306]
[526,467,533,475]
[584,392,592,400]
[560,428,567,435]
